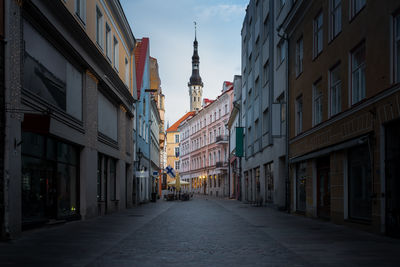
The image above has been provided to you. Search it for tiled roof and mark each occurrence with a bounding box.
[166,111,195,132]
[134,38,149,100]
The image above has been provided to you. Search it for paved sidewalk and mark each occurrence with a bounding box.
[0,195,399,266]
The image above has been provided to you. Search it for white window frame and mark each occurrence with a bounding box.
[105,23,112,61]
[351,43,366,105]
[175,134,179,143]
[96,6,104,49]
[313,11,323,58]
[329,64,341,116]
[75,0,86,24]
[330,0,342,40]
[113,36,119,71]
[313,79,323,126]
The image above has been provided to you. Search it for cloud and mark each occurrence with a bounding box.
[195,4,246,22]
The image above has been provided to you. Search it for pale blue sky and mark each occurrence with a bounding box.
[120,0,248,126]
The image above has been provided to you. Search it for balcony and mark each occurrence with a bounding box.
[215,135,228,144]
[216,161,228,168]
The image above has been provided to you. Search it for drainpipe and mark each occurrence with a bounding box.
[285,35,290,213]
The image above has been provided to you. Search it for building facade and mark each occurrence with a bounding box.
[240,0,290,208]
[2,0,137,239]
[227,75,242,200]
[282,0,400,237]
[179,82,233,197]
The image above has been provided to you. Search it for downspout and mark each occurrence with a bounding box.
[285,35,290,213]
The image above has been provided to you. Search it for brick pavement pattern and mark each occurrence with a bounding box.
[1,196,400,267]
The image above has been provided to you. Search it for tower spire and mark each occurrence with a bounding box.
[194,21,197,41]
[188,22,203,112]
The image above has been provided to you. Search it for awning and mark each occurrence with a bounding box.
[289,134,370,164]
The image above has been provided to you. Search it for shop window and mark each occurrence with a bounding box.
[296,162,307,212]
[348,144,372,220]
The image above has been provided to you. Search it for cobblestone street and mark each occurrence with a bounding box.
[1,196,400,267]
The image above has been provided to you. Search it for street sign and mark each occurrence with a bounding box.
[153,171,158,176]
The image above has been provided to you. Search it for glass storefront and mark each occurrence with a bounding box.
[22,132,79,226]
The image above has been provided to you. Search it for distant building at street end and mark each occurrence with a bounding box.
[179,82,234,197]
[188,25,203,112]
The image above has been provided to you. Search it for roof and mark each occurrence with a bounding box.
[166,111,195,132]
[134,38,149,100]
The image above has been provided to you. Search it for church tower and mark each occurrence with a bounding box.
[188,22,203,111]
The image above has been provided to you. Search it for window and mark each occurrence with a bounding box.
[330,0,341,40]
[313,11,323,58]
[348,144,372,220]
[224,104,228,114]
[277,40,285,65]
[174,134,179,143]
[106,23,111,60]
[296,37,303,76]
[113,36,119,71]
[263,61,270,85]
[75,0,86,24]
[351,43,366,104]
[96,6,103,48]
[350,0,365,19]
[295,96,303,135]
[175,147,179,157]
[125,58,129,86]
[264,15,270,41]
[262,108,269,134]
[110,158,116,201]
[23,21,83,120]
[98,93,118,141]
[175,161,180,170]
[313,79,323,125]
[265,162,274,202]
[330,64,341,116]
[394,15,400,83]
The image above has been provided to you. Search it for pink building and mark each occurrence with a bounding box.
[179,82,233,197]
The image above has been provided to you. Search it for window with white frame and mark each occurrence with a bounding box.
[175,147,179,157]
[175,161,180,170]
[225,104,228,114]
[313,11,323,58]
[350,0,365,19]
[105,23,111,60]
[75,0,86,24]
[313,79,323,125]
[125,58,129,86]
[264,15,270,41]
[330,0,341,40]
[351,43,366,104]
[296,36,303,76]
[96,6,103,48]
[113,36,119,71]
[394,14,400,83]
[175,134,179,143]
[295,95,303,135]
[330,64,341,116]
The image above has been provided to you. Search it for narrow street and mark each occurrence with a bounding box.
[1,196,399,267]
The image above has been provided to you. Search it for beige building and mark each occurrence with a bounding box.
[283,0,400,237]
[165,112,195,186]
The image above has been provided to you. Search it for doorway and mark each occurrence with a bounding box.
[317,157,330,219]
[386,120,400,237]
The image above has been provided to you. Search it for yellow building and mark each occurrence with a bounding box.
[61,0,136,96]
[165,112,195,184]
